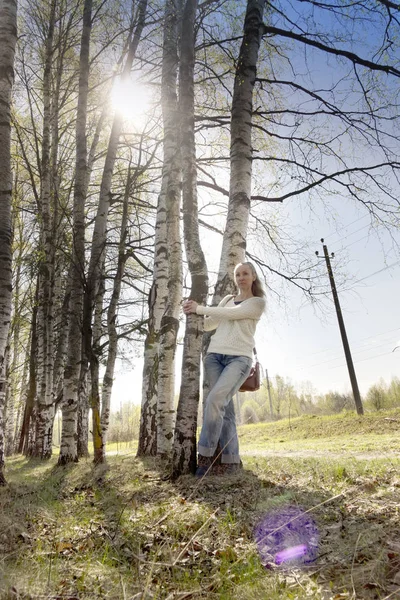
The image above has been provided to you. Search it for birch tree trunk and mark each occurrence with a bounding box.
[5,314,17,455]
[52,271,72,408]
[5,227,22,455]
[77,373,89,458]
[3,344,10,454]
[201,0,265,441]
[18,283,38,455]
[171,0,208,477]
[13,348,28,452]
[137,181,169,456]
[213,0,265,301]
[0,0,17,485]
[100,167,131,448]
[58,0,92,465]
[35,0,57,459]
[156,0,184,458]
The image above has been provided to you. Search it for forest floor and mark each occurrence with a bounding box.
[1,409,400,600]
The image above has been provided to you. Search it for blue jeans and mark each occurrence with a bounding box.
[198,353,252,464]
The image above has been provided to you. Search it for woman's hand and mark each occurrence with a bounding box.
[183,299,198,314]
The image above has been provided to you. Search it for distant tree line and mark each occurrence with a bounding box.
[240,375,400,423]
[90,375,400,445]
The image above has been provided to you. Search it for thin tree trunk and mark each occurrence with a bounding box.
[4,339,13,456]
[0,0,17,484]
[156,0,184,459]
[11,203,30,453]
[100,167,131,448]
[13,341,28,453]
[58,0,92,465]
[5,242,22,455]
[0,366,6,485]
[52,270,72,409]
[18,284,38,455]
[137,180,169,456]
[35,0,57,459]
[172,0,208,477]
[77,372,89,458]
[213,0,265,301]
[87,263,105,461]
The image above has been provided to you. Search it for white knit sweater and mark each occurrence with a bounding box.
[196,295,266,359]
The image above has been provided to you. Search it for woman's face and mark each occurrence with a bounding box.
[235,264,255,292]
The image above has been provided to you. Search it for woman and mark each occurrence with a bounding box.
[183,262,266,476]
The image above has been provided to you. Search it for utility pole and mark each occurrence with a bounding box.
[316,239,364,416]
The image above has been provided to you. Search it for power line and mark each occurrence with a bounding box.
[350,260,400,286]
[298,339,397,370]
[323,214,369,242]
[333,223,371,246]
[296,327,400,360]
[330,350,394,370]
[339,233,371,252]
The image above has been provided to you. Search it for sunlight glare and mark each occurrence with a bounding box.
[111,77,152,125]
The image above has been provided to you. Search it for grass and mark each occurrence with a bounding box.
[238,408,400,454]
[1,410,400,599]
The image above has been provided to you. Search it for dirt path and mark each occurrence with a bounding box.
[241,449,400,460]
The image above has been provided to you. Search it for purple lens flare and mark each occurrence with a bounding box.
[275,544,308,565]
[254,505,319,568]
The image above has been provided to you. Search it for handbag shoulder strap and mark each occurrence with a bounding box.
[221,294,234,307]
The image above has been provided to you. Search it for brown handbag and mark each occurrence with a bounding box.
[239,350,261,392]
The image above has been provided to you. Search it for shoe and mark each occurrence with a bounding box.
[220,460,243,475]
[195,454,213,477]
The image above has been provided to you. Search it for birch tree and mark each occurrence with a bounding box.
[4,236,22,455]
[99,163,135,447]
[213,0,266,301]
[0,0,17,485]
[137,181,169,456]
[156,0,184,458]
[171,0,208,477]
[18,291,38,455]
[58,0,93,465]
[33,0,58,459]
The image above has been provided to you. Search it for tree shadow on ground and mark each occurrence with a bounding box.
[163,457,400,600]
[1,454,399,599]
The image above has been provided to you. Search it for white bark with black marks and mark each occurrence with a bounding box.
[137,180,169,456]
[172,0,208,478]
[101,166,132,446]
[156,0,184,458]
[59,0,92,465]
[0,0,17,484]
[35,0,57,459]
[214,0,265,302]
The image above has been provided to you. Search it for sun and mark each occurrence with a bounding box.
[111,76,152,125]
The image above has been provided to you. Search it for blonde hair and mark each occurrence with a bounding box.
[234,262,265,297]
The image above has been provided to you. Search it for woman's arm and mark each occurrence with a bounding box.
[196,297,265,320]
[183,295,235,330]
[203,315,219,332]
